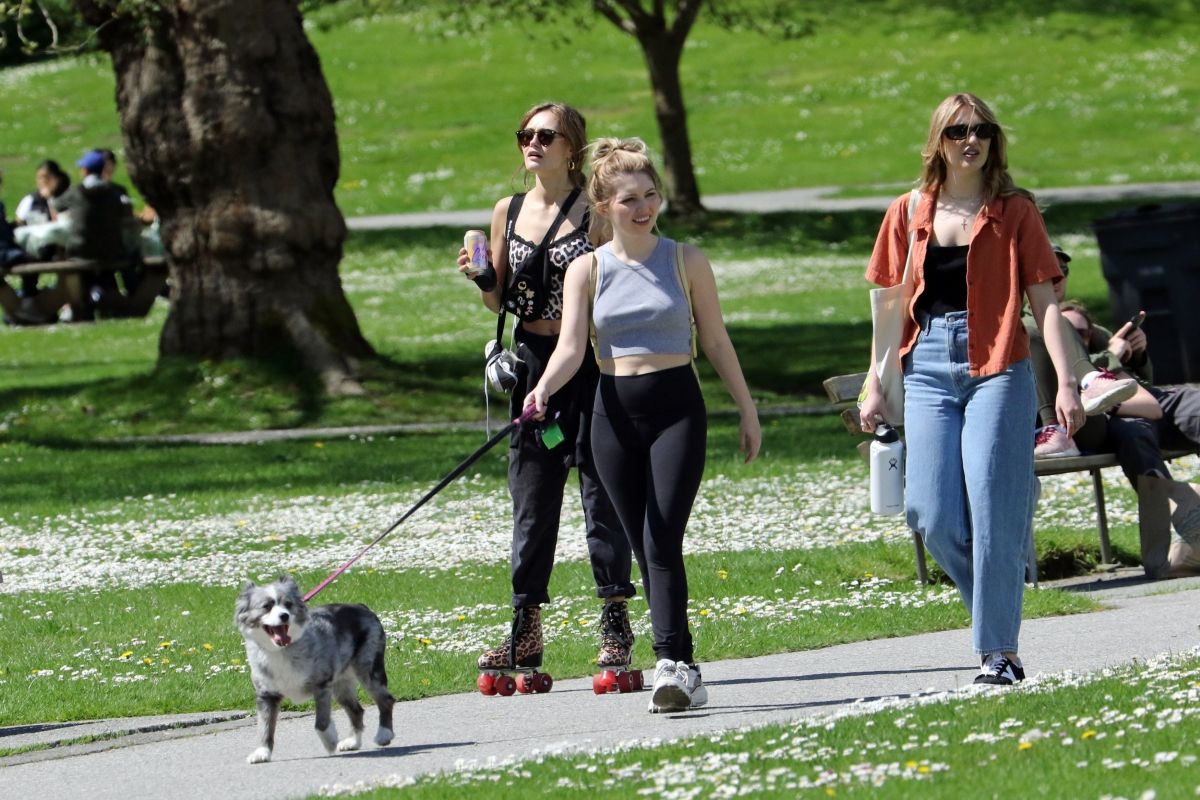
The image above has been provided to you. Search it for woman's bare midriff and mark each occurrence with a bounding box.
[601,353,692,376]
[520,319,562,336]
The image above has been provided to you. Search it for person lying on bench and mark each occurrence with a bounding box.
[1024,246,1200,573]
[1024,245,1151,462]
[1058,299,1200,460]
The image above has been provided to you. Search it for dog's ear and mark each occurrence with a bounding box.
[279,574,300,591]
[234,581,259,625]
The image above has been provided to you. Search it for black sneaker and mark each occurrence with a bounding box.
[974,653,1025,686]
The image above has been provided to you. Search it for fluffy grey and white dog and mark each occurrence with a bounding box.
[234,576,395,764]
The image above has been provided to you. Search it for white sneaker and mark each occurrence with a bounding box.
[1034,425,1081,458]
[648,659,707,713]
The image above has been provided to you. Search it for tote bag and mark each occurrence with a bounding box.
[864,189,921,425]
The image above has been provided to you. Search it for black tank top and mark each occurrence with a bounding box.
[917,244,969,316]
[507,213,594,322]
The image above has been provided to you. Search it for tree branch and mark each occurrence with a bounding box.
[592,0,636,36]
[670,0,704,42]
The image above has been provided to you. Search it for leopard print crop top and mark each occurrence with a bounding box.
[507,218,594,322]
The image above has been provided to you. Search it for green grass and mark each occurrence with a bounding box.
[344,649,1200,799]
[0,540,1096,728]
[1,6,1198,215]
[2,10,1198,783]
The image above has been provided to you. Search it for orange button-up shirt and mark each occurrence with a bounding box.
[865,190,1062,377]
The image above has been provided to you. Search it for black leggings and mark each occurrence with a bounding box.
[591,365,707,663]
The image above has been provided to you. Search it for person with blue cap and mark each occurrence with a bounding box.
[53,149,132,259]
[49,149,139,317]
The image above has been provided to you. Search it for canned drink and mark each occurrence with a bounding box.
[464,230,489,278]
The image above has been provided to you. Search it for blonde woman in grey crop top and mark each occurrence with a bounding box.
[523,137,760,714]
[526,151,760,459]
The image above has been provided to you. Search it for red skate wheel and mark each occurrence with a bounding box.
[477,673,497,696]
[534,673,553,693]
[616,671,632,693]
[629,670,644,691]
[515,673,534,694]
[593,673,609,694]
[496,675,517,696]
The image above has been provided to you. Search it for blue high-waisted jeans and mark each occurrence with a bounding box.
[903,311,1036,655]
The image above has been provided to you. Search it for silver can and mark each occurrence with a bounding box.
[464,230,489,278]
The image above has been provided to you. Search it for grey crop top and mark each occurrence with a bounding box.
[592,237,693,359]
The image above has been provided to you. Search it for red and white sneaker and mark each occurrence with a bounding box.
[1081,369,1136,416]
[1034,425,1081,458]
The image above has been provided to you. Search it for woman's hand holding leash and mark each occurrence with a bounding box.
[516,394,546,424]
[516,381,552,424]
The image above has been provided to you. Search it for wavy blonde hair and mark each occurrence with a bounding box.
[518,101,588,188]
[919,92,1033,204]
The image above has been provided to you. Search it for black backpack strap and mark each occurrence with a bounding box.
[538,187,582,286]
[489,193,529,352]
[544,188,581,242]
[504,192,526,250]
[492,305,508,355]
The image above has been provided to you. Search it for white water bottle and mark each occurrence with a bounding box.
[869,423,905,515]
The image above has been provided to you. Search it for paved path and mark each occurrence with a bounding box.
[345,180,1200,230]
[3,571,1197,800]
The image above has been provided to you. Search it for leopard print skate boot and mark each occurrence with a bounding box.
[596,600,634,668]
[478,606,544,670]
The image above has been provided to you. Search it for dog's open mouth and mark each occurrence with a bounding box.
[263,624,292,647]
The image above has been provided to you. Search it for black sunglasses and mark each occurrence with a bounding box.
[516,128,561,147]
[943,123,1000,141]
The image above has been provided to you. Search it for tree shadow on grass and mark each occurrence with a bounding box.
[716,320,871,398]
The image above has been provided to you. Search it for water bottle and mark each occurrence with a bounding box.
[869,423,904,515]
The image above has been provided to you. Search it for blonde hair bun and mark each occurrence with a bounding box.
[590,136,649,163]
[586,136,664,213]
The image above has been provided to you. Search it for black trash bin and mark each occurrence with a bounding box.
[1091,203,1200,385]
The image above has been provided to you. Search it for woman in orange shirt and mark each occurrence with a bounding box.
[860,93,1083,685]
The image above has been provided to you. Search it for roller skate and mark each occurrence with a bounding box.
[476,605,553,696]
[592,600,643,694]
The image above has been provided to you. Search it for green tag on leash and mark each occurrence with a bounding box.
[539,421,565,450]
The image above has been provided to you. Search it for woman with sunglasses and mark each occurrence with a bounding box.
[523,138,761,712]
[456,102,636,688]
[860,93,1083,686]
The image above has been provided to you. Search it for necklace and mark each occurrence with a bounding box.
[960,209,977,232]
[939,192,983,231]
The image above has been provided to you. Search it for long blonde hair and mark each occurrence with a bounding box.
[518,101,588,188]
[919,92,1033,204]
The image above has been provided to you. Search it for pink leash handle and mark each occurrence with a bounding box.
[303,407,541,602]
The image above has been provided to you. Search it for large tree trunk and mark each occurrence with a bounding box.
[74,0,372,394]
[600,0,705,217]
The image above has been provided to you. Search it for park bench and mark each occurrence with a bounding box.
[5,255,167,321]
[823,371,1200,583]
